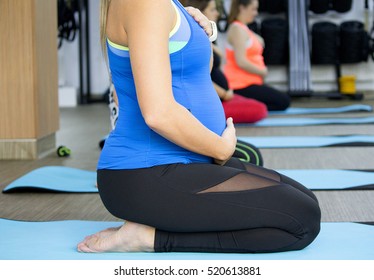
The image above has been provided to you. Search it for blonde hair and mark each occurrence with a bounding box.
[100,0,110,62]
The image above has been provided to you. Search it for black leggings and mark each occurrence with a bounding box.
[235,84,291,111]
[97,158,321,253]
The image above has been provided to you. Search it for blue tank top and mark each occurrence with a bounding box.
[98,0,226,169]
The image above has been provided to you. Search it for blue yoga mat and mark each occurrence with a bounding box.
[2,166,97,193]
[3,166,374,192]
[277,169,374,190]
[237,116,374,127]
[238,135,374,148]
[0,219,373,260]
[269,104,372,115]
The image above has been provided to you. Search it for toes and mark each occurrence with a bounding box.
[77,225,126,253]
[85,236,103,252]
[83,234,94,242]
[77,242,94,253]
[77,236,101,253]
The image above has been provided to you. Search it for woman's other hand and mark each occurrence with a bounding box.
[185,6,213,37]
[222,89,234,101]
[259,66,268,78]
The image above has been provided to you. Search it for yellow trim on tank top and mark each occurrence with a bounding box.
[107,38,129,51]
[107,1,181,51]
[169,1,181,38]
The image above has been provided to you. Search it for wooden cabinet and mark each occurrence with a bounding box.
[0,0,59,159]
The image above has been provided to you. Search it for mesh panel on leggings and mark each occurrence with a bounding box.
[197,168,281,194]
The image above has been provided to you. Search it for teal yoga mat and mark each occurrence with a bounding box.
[238,116,374,127]
[2,166,374,192]
[0,219,373,260]
[269,104,372,115]
[2,166,97,193]
[277,169,374,190]
[238,135,374,148]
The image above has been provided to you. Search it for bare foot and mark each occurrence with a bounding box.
[82,226,121,243]
[77,221,155,253]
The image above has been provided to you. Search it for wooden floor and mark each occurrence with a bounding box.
[1,92,374,223]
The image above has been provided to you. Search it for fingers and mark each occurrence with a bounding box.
[214,158,227,166]
[226,117,234,126]
[225,90,234,101]
[184,6,200,20]
[226,117,237,143]
[185,6,212,37]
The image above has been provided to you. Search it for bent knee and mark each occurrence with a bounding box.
[296,203,322,250]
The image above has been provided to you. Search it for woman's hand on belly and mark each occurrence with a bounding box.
[214,117,237,165]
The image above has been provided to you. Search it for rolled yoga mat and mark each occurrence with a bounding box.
[0,219,373,260]
[237,116,374,127]
[269,104,372,115]
[238,135,374,148]
[3,166,374,192]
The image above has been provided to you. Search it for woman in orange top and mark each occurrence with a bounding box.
[224,0,290,111]
[185,0,268,124]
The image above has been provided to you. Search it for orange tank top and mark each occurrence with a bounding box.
[224,21,265,89]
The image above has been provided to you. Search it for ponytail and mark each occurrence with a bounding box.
[100,0,110,62]
[100,0,111,78]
